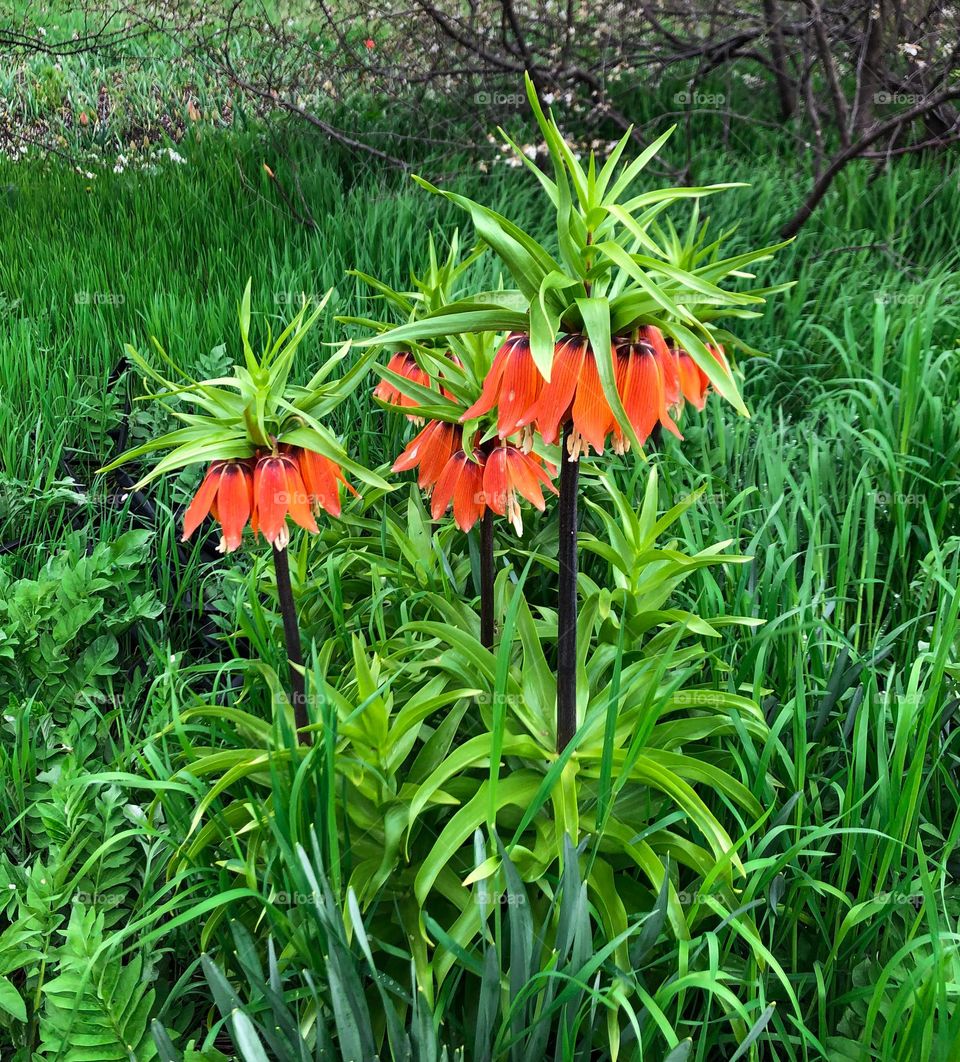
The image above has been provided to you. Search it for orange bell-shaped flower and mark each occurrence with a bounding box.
[482,445,557,534]
[460,333,542,439]
[251,449,318,550]
[182,459,254,554]
[430,448,488,531]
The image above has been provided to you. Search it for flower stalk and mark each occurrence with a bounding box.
[556,423,580,751]
[479,507,495,649]
[272,544,312,746]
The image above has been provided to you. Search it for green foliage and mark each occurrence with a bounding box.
[152,834,668,1061]
[0,530,160,711]
[2,80,960,1062]
[39,905,157,1062]
[99,284,389,492]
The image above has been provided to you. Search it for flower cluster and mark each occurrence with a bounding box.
[183,445,355,553]
[385,351,557,534]
[464,329,723,460]
[392,420,555,534]
[382,328,723,531]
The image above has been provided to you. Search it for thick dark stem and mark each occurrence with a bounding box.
[557,425,580,752]
[480,508,495,649]
[272,545,312,745]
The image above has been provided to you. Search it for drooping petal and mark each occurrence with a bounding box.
[638,326,671,359]
[497,335,541,436]
[460,335,513,423]
[253,456,289,545]
[372,352,404,402]
[298,447,336,509]
[452,452,486,531]
[676,352,708,411]
[418,423,459,490]
[430,450,487,531]
[506,447,556,510]
[482,446,556,534]
[657,363,684,439]
[298,448,353,518]
[392,421,434,472]
[523,335,586,444]
[619,348,663,444]
[182,463,224,542]
[374,351,429,421]
[280,457,319,534]
[570,349,615,455]
[392,420,460,491]
[430,451,464,522]
[482,447,510,516]
[216,461,253,552]
[375,352,422,401]
[639,326,681,408]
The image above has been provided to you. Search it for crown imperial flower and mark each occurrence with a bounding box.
[182,459,254,554]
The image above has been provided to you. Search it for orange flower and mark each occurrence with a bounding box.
[430,448,488,531]
[521,334,619,456]
[519,328,688,456]
[675,343,725,412]
[461,333,542,439]
[182,459,254,554]
[374,351,429,422]
[251,449,318,549]
[611,337,683,453]
[295,447,357,518]
[392,419,461,490]
[676,351,709,411]
[483,445,558,534]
